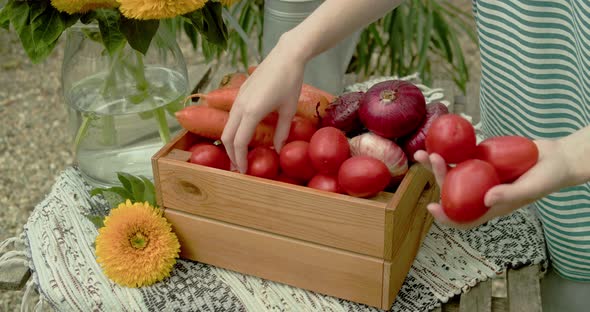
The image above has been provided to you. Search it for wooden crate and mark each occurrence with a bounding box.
[151,130,438,310]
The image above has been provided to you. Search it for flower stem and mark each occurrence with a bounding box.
[154,107,170,143]
[72,114,92,157]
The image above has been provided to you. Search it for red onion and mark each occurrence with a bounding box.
[349,132,408,179]
[400,102,449,162]
[359,80,426,139]
[321,91,365,134]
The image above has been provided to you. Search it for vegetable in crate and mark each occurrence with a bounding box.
[247,147,280,179]
[279,141,317,182]
[321,91,365,135]
[176,106,275,147]
[442,159,500,223]
[474,136,539,183]
[400,102,449,162]
[189,143,231,171]
[425,114,476,164]
[219,72,248,89]
[338,156,391,198]
[359,80,426,139]
[308,127,351,174]
[287,116,318,142]
[349,132,408,181]
[308,174,345,194]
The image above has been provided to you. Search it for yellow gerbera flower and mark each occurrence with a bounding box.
[117,0,208,20]
[220,0,241,6]
[95,200,181,288]
[51,0,119,14]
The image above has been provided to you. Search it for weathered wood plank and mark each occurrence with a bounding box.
[507,265,542,312]
[432,79,457,113]
[459,279,492,312]
[0,262,31,291]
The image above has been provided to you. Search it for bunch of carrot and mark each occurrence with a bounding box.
[175,67,336,147]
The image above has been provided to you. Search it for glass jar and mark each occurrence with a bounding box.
[62,22,189,187]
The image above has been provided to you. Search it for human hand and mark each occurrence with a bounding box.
[221,38,306,173]
[414,139,572,229]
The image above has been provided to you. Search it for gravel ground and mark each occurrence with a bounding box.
[0,1,479,310]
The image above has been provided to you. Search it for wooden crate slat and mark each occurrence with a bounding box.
[165,209,385,308]
[459,279,492,312]
[507,265,542,312]
[158,157,389,258]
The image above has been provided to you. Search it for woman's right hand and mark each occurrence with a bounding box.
[221,35,307,173]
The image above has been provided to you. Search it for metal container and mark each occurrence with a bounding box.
[263,0,360,94]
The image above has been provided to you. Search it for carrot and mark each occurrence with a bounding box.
[297,89,329,125]
[186,87,239,111]
[301,84,336,103]
[175,105,275,147]
[219,72,248,89]
[247,65,258,75]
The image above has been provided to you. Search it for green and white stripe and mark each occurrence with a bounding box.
[473,0,590,281]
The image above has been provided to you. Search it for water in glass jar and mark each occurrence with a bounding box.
[66,67,188,187]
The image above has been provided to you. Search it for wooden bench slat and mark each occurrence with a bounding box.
[507,265,542,312]
[459,279,492,312]
[0,262,31,291]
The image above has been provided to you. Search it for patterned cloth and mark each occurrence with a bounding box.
[1,76,548,311]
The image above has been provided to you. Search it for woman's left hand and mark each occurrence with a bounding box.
[415,138,580,229]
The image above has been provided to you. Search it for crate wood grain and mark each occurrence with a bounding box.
[152,130,437,309]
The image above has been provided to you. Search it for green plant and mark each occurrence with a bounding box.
[215,0,476,92]
[348,0,477,92]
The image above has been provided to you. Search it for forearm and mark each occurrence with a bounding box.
[278,0,404,63]
[561,124,590,185]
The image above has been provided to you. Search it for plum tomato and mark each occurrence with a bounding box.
[247,147,280,179]
[441,159,500,223]
[308,127,350,174]
[287,116,317,142]
[337,156,390,198]
[307,173,344,194]
[425,114,476,164]
[279,141,316,182]
[189,143,231,170]
[474,136,538,183]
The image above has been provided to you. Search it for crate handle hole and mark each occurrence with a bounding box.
[179,181,202,196]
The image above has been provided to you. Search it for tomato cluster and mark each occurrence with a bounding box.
[425,114,539,223]
[186,126,392,198]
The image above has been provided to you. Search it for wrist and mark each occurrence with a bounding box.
[276,30,315,65]
[560,129,590,185]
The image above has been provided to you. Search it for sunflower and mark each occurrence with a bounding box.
[117,0,208,20]
[95,200,180,288]
[51,0,119,14]
[220,0,241,6]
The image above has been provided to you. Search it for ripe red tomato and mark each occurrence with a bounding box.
[308,127,350,173]
[338,156,391,198]
[247,147,280,179]
[279,141,316,182]
[189,143,231,170]
[287,116,317,142]
[474,136,538,183]
[307,173,345,194]
[441,159,500,223]
[425,114,476,164]
[188,141,211,153]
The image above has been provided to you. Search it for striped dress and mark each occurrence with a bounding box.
[473,0,590,282]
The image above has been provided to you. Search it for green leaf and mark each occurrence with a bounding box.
[93,9,126,55]
[86,215,105,229]
[91,186,133,201]
[120,16,159,54]
[117,172,146,203]
[9,1,74,63]
[183,20,199,49]
[140,176,157,207]
[185,1,228,49]
[0,3,10,30]
[416,1,433,74]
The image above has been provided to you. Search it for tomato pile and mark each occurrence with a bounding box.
[179,75,539,206]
